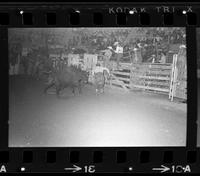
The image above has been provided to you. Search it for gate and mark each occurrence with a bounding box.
[169,46,187,101]
[109,69,130,91]
[130,63,172,94]
[108,62,172,94]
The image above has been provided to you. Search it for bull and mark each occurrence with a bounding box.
[44,66,89,97]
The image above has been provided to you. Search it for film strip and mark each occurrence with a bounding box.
[0,1,200,173]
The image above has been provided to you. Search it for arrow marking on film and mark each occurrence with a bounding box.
[152,165,170,173]
[64,165,82,173]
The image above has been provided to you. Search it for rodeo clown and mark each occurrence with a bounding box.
[91,62,110,94]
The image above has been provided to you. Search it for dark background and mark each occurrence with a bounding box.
[197,29,200,69]
[197,28,200,146]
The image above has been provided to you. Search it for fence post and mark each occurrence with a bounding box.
[130,63,133,90]
[169,54,178,101]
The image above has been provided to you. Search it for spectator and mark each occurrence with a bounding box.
[113,41,123,68]
[100,46,113,67]
[159,52,166,64]
[147,54,156,63]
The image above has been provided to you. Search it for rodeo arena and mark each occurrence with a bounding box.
[9,28,187,147]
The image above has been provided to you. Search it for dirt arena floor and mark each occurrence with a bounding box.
[9,75,187,147]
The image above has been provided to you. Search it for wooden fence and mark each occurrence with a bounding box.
[109,58,187,101]
[130,63,172,93]
[109,63,131,91]
[109,63,172,94]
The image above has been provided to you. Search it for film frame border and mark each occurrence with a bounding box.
[0,1,199,173]
[0,2,200,27]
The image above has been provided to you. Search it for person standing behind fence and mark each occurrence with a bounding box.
[132,46,143,64]
[100,46,113,68]
[114,42,123,69]
[159,52,166,64]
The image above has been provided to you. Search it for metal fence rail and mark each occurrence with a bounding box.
[109,63,172,94]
